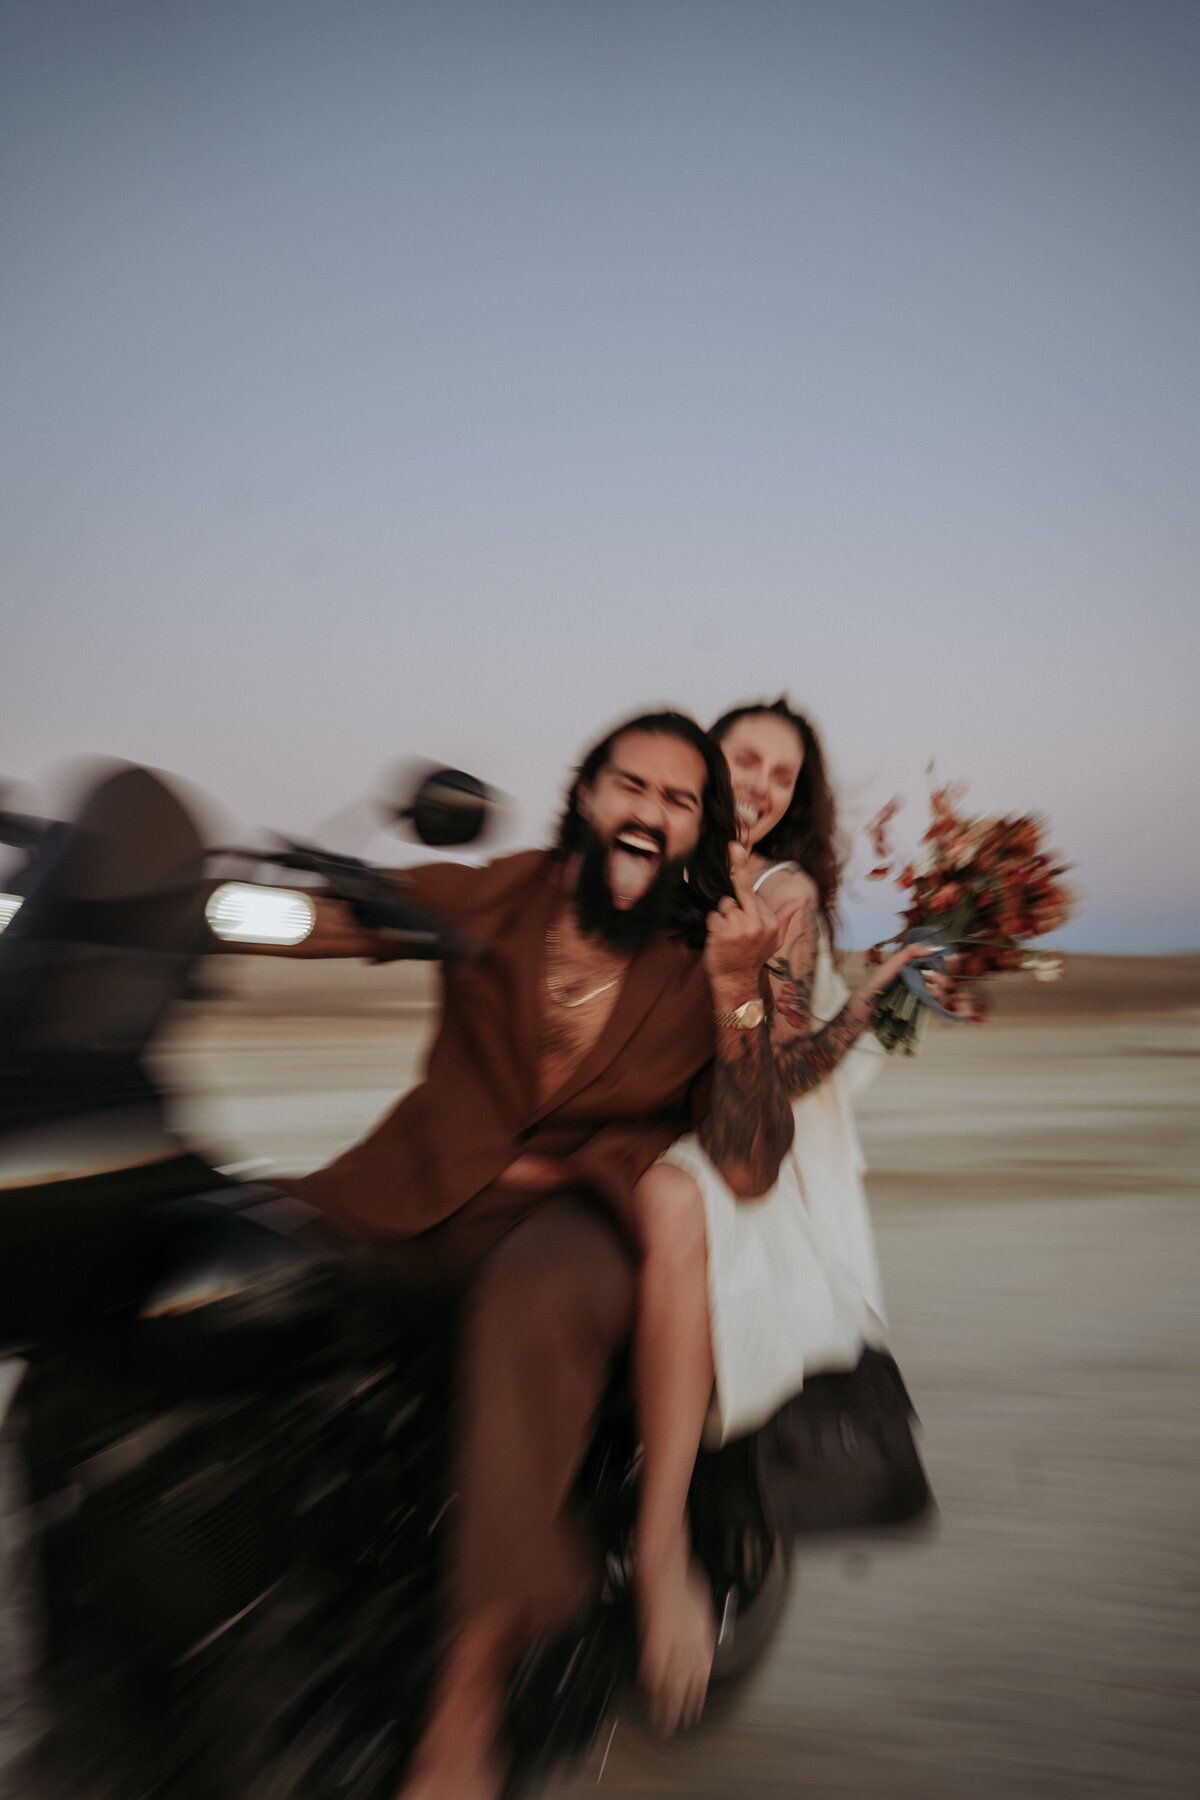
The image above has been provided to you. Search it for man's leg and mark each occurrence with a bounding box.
[629,1162,717,1734]
[400,1198,636,1800]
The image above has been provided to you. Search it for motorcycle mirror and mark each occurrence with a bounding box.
[387,767,499,848]
[0,811,48,850]
[0,780,50,850]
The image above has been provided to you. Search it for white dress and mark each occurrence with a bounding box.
[661,864,890,1445]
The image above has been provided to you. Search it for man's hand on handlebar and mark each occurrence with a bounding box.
[235,894,387,959]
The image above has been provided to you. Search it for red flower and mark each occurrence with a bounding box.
[865,796,903,870]
[929,780,965,823]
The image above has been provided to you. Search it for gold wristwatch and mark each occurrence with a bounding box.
[714,998,766,1030]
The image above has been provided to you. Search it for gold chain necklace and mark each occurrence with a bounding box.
[544,920,630,1009]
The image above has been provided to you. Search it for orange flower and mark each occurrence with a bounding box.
[929,881,964,912]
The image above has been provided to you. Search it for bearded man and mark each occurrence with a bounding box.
[287,710,793,1800]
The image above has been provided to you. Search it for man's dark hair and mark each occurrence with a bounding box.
[710,696,842,930]
[555,710,735,945]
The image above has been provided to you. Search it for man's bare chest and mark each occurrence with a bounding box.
[534,922,631,1106]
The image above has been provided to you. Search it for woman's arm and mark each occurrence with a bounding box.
[763,877,930,1100]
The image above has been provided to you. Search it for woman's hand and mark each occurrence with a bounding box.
[860,940,942,996]
[857,944,971,1016]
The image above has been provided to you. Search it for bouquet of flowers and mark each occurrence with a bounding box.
[864,779,1078,1053]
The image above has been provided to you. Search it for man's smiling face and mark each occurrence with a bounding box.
[576,728,707,913]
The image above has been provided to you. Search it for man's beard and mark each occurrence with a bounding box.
[573,823,689,952]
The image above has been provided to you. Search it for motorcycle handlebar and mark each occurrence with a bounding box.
[0,777,486,965]
[3,863,478,963]
[211,841,478,961]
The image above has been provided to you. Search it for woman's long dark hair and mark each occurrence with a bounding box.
[555,710,736,946]
[710,697,842,933]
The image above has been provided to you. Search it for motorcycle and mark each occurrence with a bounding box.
[0,761,794,1800]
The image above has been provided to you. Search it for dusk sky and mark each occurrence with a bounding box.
[3,1,1198,950]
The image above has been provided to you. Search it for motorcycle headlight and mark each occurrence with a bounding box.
[205,882,315,946]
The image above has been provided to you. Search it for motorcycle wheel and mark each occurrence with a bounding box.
[708,1529,793,1689]
[0,1405,46,1786]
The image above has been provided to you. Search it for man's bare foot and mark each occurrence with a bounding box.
[398,1733,505,1800]
[636,1537,717,1736]
[397,1609,516,1800]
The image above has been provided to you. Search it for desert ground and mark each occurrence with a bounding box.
[152,952,1200,1800]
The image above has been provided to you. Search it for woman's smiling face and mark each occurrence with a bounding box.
[718,713,805,850]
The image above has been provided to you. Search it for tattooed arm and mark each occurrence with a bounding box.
[766,897,874,1098]
[762,874,934,1099]
[697,845,795,1198]
[698,1007,796,1198]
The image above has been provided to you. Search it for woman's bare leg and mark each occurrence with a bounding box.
[631,1162,717,1735]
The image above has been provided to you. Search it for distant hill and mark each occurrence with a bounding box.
[840,950,1200,1020]
[192,949,1200,1023]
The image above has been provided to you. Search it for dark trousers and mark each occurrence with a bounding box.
[364,1186,637,1635]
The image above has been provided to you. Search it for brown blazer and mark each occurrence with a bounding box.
[290,851,716,1243]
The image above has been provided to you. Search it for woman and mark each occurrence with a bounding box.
[630,698,941,1736]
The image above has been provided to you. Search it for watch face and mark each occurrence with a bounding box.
[717,998,765,1028]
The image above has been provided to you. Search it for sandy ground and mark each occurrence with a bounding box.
[149,955,1200,1799]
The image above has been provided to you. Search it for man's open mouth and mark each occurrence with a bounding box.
[607,826,665,910]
